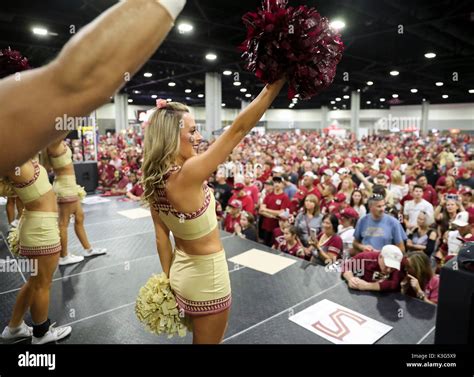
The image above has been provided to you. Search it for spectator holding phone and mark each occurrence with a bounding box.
[308,214,343,265]
[294,194,323,247]
[401,252,439,304]
[234,211,258,242]
[434,195,462,235]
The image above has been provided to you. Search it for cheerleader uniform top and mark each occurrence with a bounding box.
[50,144,73,169]
[152,165,218,240]
[12,160,52,204]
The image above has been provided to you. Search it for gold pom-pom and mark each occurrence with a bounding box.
[77,186,87,201]
[135,273,192,338]
[7,226,20,257]
[0,178,15,198]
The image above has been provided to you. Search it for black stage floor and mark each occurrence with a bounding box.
[0,197,436,345]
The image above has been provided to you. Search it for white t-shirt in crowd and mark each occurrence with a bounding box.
[447,230,463,255]
[338,225,355,257]
[403,199,434,227]
[388,183,408,209]
[353,205,367,218]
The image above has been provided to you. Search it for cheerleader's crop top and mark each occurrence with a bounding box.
[12,160,52,204]
[50,144,73,170]
[151,165,218,240]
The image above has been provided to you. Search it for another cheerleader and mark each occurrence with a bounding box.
[41,139,106,266]
[141,79,285,344]
[0,159,71,343]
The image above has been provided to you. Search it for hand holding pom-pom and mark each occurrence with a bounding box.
[240,0,344,100]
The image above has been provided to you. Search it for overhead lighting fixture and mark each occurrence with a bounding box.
[198,94,204,98]
[133,90,141,94]
[289,104,295,109]
[151,95,157,99]
[329,20,346,30]
[168,82,176,87]
[222,103,226,107]
[295,94,300,98]
[392,94,399,98]
[366,101,371,104]
[223,70,232,76]
[128,99,133,103]
[367,81,374,86]
[167,98,172,102]
[240,88,248,93]
[177,22,193,34]
[32,27,48,36]
[343,95,350,100]
[380,98,386,102]
[410,89,418,93]
[233,81,242,87]
[390,71,400,76]
[330,101,336,105]
[205,53,217,61]
[185,89,192,94]
[442,94,449,99]
[333,106,338,110]
[335,97,342,102]
[424,52,436,59]
[435,82,444,87]
[245,94,252,98]
[144,72,153,78]
[469,89,474,94]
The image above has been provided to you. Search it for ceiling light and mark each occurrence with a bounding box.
[233,82,242,87]
[330,101,336,105]
[240,88,247,93]
[343,95,350,100]
[151,95,157,99]
[424,52,436,59]
[222,103,226,107]
[168,82,176,87]
[442,94,449,99]
[380,98,386,102]
[205,53,217,61]
[335,97,342,102]
[177,22,193,34]
[32,27,48,36]
[223,70,232,76]
[245,94,252,98]
[333,106,338,110]
[133,90,141,94]
[198,94,204,98]
[144,72,153,78]
[436,82,444,87]
[167,98,172,102]
[392,94,399,98]
[366,101,371,104]
[390,71,400,76]
[185,89,192,94]
[410,89,418,93]
[469,89,474,94]
[330,20,345,30]
[367,81,374,86]
[128,99,133,103]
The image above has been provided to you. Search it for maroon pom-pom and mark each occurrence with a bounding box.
[0,47,31,79]
[240,0,344,100]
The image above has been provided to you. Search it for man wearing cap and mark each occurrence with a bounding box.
[423,157,440,188]
[259,176,291,246]
[460,188,474,225]
[353,195,407,254]
[447,211,474,257]
[342,245,407,292]
[456,167,474,189]
[223,200,242,233]
[338,208,359,258]
[403,185,434,231]
[228,182,255,216]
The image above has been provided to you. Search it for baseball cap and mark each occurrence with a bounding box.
[459,187,473,196]
[323,169,334,177]
[233,183,244,191]
[228,200,242,209]
[380,245,403,270]
[272,166,284,174]
[457,242,474,272]
[452,211,469,227]
[303,171,316,179]
[264,179,274,186]
[340,207,359,220]
[338,168,350,175]
[335,193,346,203]
[458,167,468,177]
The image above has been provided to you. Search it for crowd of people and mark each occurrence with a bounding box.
[87,128,474,306]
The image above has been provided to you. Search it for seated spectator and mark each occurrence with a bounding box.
[403,185,434,232]
[223,200,242,233]
[342,245,406,292]
[401,252,439,304]
[125,173,144,202]
[407,211,437,256]
[350,189,367,218]
[234,211,258,242]
[337,207,359,258]
[308,214,343,265]
[353,194,407,254]
[277,226,306,260]
[294,194,323,247]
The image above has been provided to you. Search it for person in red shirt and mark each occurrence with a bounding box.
[308,214,343,264]
[223,200,242,233]
[272,211,291,248]
[257,162,273,183]
[126,173,144,201]
[459,188,474,224]
[342,245,406,292]
[228,183,255,215]
[243,171,260,206]
[401,252,439,304]
[417,174,438,207]
[277,226,306,260]
[259,176,291,246]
